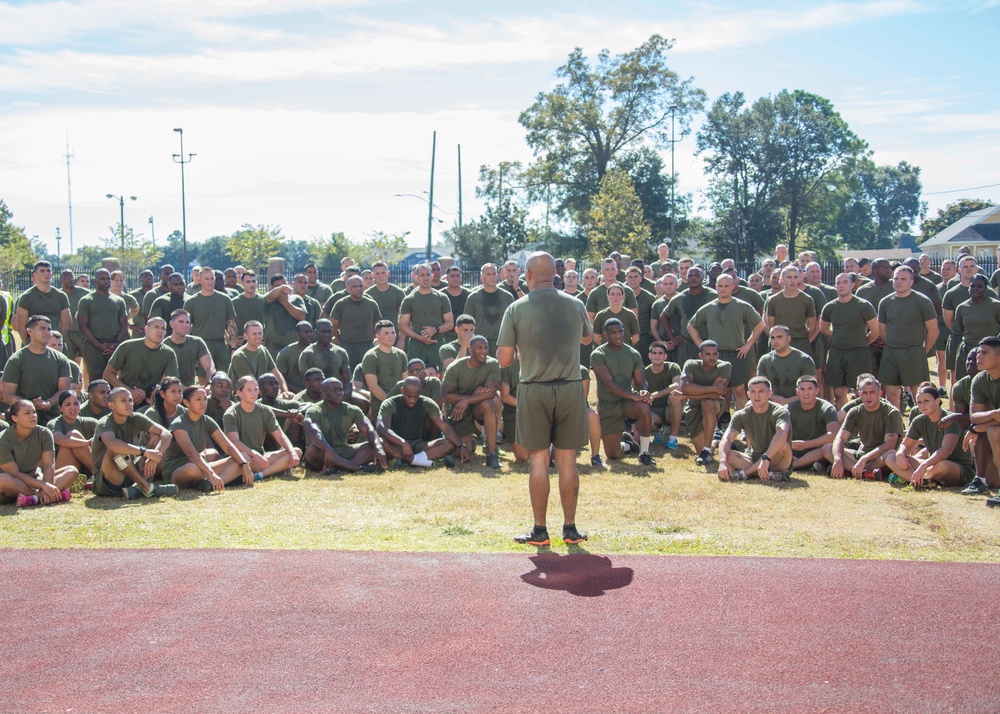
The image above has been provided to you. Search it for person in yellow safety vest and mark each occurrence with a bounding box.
[0,275,12,366]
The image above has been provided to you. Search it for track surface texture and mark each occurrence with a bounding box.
[3,549,998,713]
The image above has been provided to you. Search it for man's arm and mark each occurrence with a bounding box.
[15,306,28,344]
[792,420,839,451]
[923,319,938,356]
[397,313,426,343]
[364,373,389,403]
[496,346,514,369]
[865,316,880,346]
[717,426,738,480]
[59,307,71,336]
[591,365,641,402]
[103,364,145,405]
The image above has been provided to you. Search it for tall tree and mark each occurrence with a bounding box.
[588,169,652,261]
[353,231,410,266]
[478,162,530,262]
[308,231,353,270]
[615,147,691,255]
[0,199,42,285]
[226,224,284,270]
[519,35,706,230]
[443,218,497,269]
[99,226,163,273]
[196,235,230,270]
[836,160,924,249]
[920,198,996,242]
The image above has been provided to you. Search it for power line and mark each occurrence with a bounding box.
[923,182,1000,196]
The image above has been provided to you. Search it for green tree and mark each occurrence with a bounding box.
[615,147,691,255]
[226,224,283,269]
[308,231,353,270]
[920,198,996,242]
[353,231,410,266]
[0,200,41,285]
[62,245,107,272]
[519,35,706,230]
[159,230,190,271]
[196,235,230,270]
[443,218,498,269]
[99,226,163,272]
[478,162,531,261]
[588,169,652,261]
[798,232,845,263]
[284,239,311,272]
[836,160,924,249]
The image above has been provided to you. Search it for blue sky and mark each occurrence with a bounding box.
[1,0,998,256]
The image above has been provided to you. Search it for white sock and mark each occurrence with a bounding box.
[639,436,651,453]
[621,441,632,455]
[411,451,433,467]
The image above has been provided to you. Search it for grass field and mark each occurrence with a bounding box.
[2,441,998,561]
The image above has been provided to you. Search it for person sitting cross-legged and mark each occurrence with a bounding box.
[441,335,502,469]
[590,318,655,466]
[224,376,302,481]
[303,378,386,473]
[672,340,731,467]
[377,376,468,467]
[787,375,840,471]
[884,384,975,488]
[823,374,903,480]
[717,376,793,482]
[49,390,98,477]
[644,340,682,449]
[0,400,78,507]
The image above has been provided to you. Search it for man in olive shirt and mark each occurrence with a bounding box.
[825,374,903,479]
[787,375,840,471]
[275,321,313,393]
[438,314,476,371]
[165,309,214,387]
[662,267,716,368]
[232,270,267,338]
[441,335,501,468]
[756,326,816,404]
[16,261,70,343]
[496,251,593,546]
[967,336,1000,500]
[293,273,323,325]
[718,376,793,482]
[464,263,514,356]
[878,266,938,411]
[303,378,385,473]
[625,266,657,364]
[76,269,129,381]
[365,261,406,341]
[376,376,467,467]
[644,341,682,449]
[261,274,308,356]
[147,273,188,336]
[590,319,655,466]
[104,317,180,405]
[299,319,354,401]
[674,340,732,465]
[765,265,819,362]
[229,321,286,391]
[138,264,175,325]
[304,263,333,307]
[58,268,90,366]
[2,315,72,421]
[184,266,238,372]
[398,263,454,367]
[330,275,381,369]
[855,258,893,311]
[820,273,880,409]
[362,320,409,419]
[440,266,470,343]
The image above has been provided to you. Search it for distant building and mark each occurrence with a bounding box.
[920,205,1000,261]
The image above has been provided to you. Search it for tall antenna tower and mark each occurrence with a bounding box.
[64,134,75,255]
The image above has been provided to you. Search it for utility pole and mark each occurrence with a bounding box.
[426,131,436,262]
[107,194,137,253]
[457,144,463,228]
[55,227,61,271]
[669,105,677,251]
[173,128,196,271]
[64,135,74,256]
[148,215,155,245]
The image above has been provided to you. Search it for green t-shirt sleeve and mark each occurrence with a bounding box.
[887,408,904,435]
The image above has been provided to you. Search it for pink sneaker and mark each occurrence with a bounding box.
[60,489,72,502]
[16,493,38,507]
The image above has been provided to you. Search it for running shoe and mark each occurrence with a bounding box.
[695,448,715,466]
[514,528,550,546]
[122,485,143,499]
[486,451,501,469]
[812,462,830,476]
[60,489,72,502]
[729,469,747,481]
[937,386,948,398]
[718,411,731,428]
[442,455,456,468]
[144,484,178,498]
[15,493,38,507]
[986,494,1000,508]
[961,476,990,495]
[638,451,656,466]
[768,469,792,482]
[621,431,639,454]
[590,454,604,467]
[652,429,665,445]
[562,525,588,544]
[665,436,679,450]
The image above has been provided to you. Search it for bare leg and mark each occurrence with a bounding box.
[554,447,580,526]
[527,449,551,527]
[587,407,601,459]
[884,385,902,412]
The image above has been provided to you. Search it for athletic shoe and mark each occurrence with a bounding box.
[562,525,588,544]
[937,386,948,398]
[15,493,38,508]
[961,477,990,495]
[145,484,178,498]
[986,494,1000,508]
[652,429,665,445]
[83,478,93,491]
[860,469,882,481]
[360,463,383,473]
[122,485,143,499]
[813,462,830,476]
[590,454,604,467]
[514,528,550,546]
[665,436,679,450]
[252,472,264,482]
[196,479,215,492]
[621,431,639,454]
[730,469,747,481]
[695,448,715,466]
[60,489,72,502]
[485,451,501,469]
[887,473,905,485]
[712,428,724,442]
[916,479,940,490]
[442,455,456,468]
[638,451,656,466]
[769,469,791,482]
[718,411,731,428]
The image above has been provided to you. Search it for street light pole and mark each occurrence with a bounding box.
[106,193,137,253]
[173,128,196,271]
[426,131,437,262]
[148,215,155,245]
[55,227,61,271]
[669,105,677,250]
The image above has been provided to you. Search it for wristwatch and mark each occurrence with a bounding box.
[761,454,771,462]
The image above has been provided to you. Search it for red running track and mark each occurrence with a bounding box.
[2,549,998,712]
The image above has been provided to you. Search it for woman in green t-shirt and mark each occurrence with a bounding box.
[140,377,186,470]
[883,384,975,488]
[224,376,301,480]
[51,391,99,475]
[591,284,640,347]
[163,385,253,492]
[0,400,78,506]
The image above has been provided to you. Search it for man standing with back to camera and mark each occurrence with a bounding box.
[497,251,593,547]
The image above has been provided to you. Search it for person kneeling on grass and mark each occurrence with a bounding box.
[303,378,386,473]
[884,384,976,488]
[823,374,903,480]
[90,388,177,499]
[50,390,98,477]
[161,385,255,492]
[224,376,301,480]
[377,376,468,467]
[0,400,77,507]
[672,340,732,467]
[717,377,793,482]
[441,335,502,469]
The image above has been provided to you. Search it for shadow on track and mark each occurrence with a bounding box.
[521,549,634,597]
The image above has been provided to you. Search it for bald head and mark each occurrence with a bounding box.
[525,251,555,289]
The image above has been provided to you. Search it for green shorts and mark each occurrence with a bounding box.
[683,398,722,438]
[204,339,231,373]
[448,406,478,438]
[880,345,929,387]
[598,398,628,437]
[935,325,950,352]
[825,347,874,389]
[406,337,446,371]
[650,404,667,423]
[64,330,87,361]
[516,381,588,451]
[502,410,517,445]
[946,334,961,372]
[719,349,750,392]
[341,340,373,372]
[405,438,429,455]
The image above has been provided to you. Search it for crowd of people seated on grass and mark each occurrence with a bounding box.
[2,244,1000,510]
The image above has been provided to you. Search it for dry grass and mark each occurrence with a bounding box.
[2,448,998,561]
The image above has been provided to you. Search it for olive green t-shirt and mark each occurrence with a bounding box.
[497,287,592,384]
[438,341,464,367]
[184,292,236,341]
[0,425,53,471]
[590,343,643,403]
[139,404,187,431]
[361,347,409,393]
[464,288,514,341]
[3,346,72,403]
[364,284,407,328]
[107,338,180,388]
[787,398,838,442]
[689,299,762,351]
[162,412,221,472]
[330,296,382,343]
[665,288,718,336]
[276,343,308,392]
[229,345,276,382]
[91,412,158,473]
[586,283,638,313]
[232,294,267,335]
[820,297,877,350]
[952,375,972,414]
[765,292,816,341]
[223,401,279,453]
[299,343,350,380]
[148,294,187,333]
[305,401,366,446]
[264,294,309,349]
[18,285,70,329]
[140,286,170,318]
[63,286,90,332]
[307,281,334,307]
[843,401,904,451]
[399,290,452,332]
[877,292,936,349]
[971,370,1000,408]
[855,282,893,312]
[378,394,441,441]
[163,336,209,387]
[756,348,817,398]
[632,288,656,336]
[682,358,733,388]
[729,402,790,456]
[644,362,681,408]
[593,308,640,345]
[49,415,99,441]
[954,298,1000,347]
[442,356,501,399]
[77,292,127,340]
[907,411,972,466]
[389,377,442,404]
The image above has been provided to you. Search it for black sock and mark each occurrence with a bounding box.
[563,523,574,531]
[533,525,548,534]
